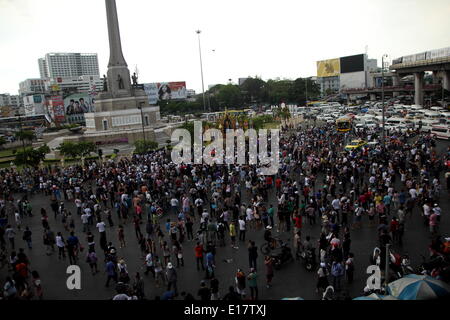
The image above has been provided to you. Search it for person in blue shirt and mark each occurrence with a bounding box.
[383,194,392,215]
[66,231,79,265]
[105,258,117,287]
[205,251,215,279]
[331,260,344,292]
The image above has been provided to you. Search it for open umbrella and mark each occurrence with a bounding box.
[281,297,304,300]
[387,274,450,300]
[353,293,398,300]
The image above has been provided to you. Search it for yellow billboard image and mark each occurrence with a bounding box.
[317,58,340,77]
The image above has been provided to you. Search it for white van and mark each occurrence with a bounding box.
[431,125,450,140]
[410,105,423,111]
[430,106,444,112]
[416,119,440,132]
[423,111,441,121]
[440,111,450,121]
[414,109,428,117]
[386,117,409,125]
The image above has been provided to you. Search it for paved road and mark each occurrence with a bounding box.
[1,125,449,300]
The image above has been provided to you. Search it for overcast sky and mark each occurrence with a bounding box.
[1,0,449,95]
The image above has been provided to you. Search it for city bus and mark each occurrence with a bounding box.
[336,115,352,132]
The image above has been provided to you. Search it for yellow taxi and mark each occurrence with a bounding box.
[344,139,367,151]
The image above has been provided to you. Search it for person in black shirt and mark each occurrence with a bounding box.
[181,291,196,300]
[222,286,241,301]
[248,240,258,270]
[197,281,211,301]
[210,277,220,300]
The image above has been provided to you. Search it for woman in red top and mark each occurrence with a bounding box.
[293,213,302,234]
[194,242,204,271]
[390,217,399,243]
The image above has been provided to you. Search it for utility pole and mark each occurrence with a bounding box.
[196,30,207,112]
[381,54,388,151]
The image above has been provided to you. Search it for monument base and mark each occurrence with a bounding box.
[86,88,161,133]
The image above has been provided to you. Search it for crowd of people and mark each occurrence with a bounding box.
[0,119,449,300]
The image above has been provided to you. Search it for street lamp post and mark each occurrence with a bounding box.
[381,54,388,150]
[442,67,445,109]
[138,105,146,143]
[196,30,208,112]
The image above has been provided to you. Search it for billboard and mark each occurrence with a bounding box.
[340,71,366,89]
[340,54,365,74]
[51,95,65,123]
[317,59,340,77]
[143,82,187,104]
[64,93,95,115]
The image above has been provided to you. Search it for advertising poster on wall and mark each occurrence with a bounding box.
[143,82,187,104]
[64,93,95,115]
[317,59,340,77]
[51,95,65,124]
[143,83,159,105]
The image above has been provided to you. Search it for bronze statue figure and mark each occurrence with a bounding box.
[103,75,108,92]
[117,74,124,89]
[132,72,138,86]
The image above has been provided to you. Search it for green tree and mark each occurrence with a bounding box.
[240,77,266,104]
[15,130,35,145]
[275,107,291,121]
[134,140,159,154]
[58,141,96,158]
[216,84,243,109]
[14,145,50,167]
[77,142,96,157]
[58,141,80,158]
[266,79,293,104]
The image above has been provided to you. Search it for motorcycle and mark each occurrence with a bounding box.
[271,243,294,270]
[400,255,415,276]
[300,248,316,271]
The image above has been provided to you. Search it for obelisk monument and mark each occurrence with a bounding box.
[105,0,131,96]
[84,0,160,135]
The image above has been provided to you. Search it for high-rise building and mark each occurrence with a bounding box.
[44,75,104,94]
[19,78,46,96]
[38,53,100,78]
[38,58,49,78]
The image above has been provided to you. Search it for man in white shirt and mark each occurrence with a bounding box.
[201,210,209,224]
[409,188,417,199]
[170,197,179,215]
[84,207,93,226]
[238,217,246,241]
[195,197,204,216]
[144,251,155,277]
[75,198,82,215]
[96,220,106,234]
[81,212,89,233]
